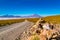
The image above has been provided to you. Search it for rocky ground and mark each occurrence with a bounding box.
[19,19,60,40]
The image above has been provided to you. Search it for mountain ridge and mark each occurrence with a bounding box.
[0,14,41,18]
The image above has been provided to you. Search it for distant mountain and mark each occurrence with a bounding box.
[0,14,21,18]
[0,14,41,18]
[21,14,41,18]
[31,14,41,18]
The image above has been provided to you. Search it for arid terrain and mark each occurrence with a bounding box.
[20,15,60,40]
[0,15,60,40]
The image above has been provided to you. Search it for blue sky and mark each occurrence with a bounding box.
[0,0,60,16]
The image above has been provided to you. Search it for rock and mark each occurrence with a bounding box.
[39,34,47,40]
[26,19,60,40]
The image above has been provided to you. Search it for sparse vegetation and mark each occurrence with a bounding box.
[0,19,25,26]
[0,18,39,27]
[26,18,39,23]
[43,15,60,24]
[33,35,40,40]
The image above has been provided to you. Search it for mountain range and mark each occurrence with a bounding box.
[0,14,41,18]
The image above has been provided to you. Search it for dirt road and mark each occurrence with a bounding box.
[0,21,34,40]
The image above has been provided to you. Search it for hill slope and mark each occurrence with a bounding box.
[43,15,60,24]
